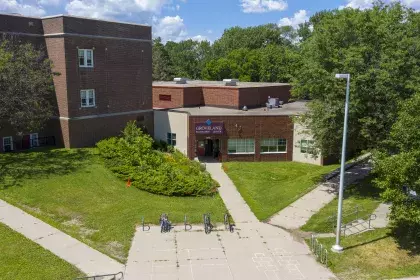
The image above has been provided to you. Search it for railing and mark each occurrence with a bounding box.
[74,271,123,280]
[341,214,377,237]
[310,234,328,267]
[329,205,362,232]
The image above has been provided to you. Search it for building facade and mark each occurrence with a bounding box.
[153,80,327,165]
[0,13,153,151]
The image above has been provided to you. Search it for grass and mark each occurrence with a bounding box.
[301,175,382,233]
[222,161,340,221]
[313,229,420,280]
[0,222,84,279]
[0,148,227,263]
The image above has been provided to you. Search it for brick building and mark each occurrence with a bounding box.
[153,80,328,165]
[0,13,153,151]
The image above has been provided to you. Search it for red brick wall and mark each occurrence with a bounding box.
[238,85,292,109]
[202,87,239,108]
[183,87,203,107]
[188,115,294,162]
[153,87,184,108]
[42,17,64,34]
[0,14,44,34]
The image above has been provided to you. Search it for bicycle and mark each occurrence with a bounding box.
[160,213,172,233]
[203,213,213,234]
[224,213,235,233]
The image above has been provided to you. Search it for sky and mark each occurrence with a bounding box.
[1,0,420,42]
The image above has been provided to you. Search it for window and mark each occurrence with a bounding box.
[81,89,95,108]
[301,140,315,154]
[159,94,171,101]
[30,133,39,148]
[78,49,94,67]
[228,139,255,154]
[261,138,287,153]
[167,133,176,146]
[3,136,13,152]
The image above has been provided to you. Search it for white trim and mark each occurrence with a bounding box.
[227,139,255,155]
[260,138,287,154]
[2,136,13,152]
[260,152,287,154]
[78,49,94,68]
[227,152,255,155]
[80,89,96,108]
[57,109,153,120]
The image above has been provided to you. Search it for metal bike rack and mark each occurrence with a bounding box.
[74,271,124,280]
[184,215,192,231]
[224,213,235,233]
[142,216,150,232]
[160,213,172,233]
[310,234,328,267]
[203,213,213,234]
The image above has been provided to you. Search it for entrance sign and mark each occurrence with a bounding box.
[195,120,224,135]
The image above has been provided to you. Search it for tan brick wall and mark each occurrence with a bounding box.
[202,87,239,108]
[188,115,294,162]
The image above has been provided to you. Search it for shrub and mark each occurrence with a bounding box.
[97,121,219,196]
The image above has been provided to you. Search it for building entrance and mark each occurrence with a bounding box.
[197,139,220,159]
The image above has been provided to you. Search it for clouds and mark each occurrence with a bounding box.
[153,15,187,42]
[240,0,287,13]
[0,0,46,16]
[342,0,420,10]
[278,9,309,28]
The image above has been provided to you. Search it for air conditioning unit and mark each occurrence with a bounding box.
[223,79,239,86]
[174,78,187,84]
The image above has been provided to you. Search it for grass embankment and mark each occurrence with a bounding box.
[302,175,382,233]
[0,148,227,263]
[222,161,339,221]
[0,222,84,279]
[315,229,420,280]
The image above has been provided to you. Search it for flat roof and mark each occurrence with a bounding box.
[153,80,290,88]
[166,101,308,116]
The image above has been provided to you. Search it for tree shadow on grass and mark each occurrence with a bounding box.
[0,148,92,190]
[391,224,420,257]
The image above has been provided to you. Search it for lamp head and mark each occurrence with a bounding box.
[335,74,350,79]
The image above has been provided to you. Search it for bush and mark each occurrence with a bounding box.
[97,121,218,196]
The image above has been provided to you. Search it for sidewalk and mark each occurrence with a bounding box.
[0,199,125,276]
[268,163,372,230]
[205,162,259,224]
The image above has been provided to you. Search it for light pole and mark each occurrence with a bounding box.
[331,73,351,253]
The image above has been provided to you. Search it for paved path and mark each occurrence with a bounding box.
[371,203,391,229]
[0,199,125,277]
[268,163,372,230]
[125,163,337,280]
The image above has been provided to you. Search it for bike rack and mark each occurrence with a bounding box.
[74,271,124,280]
[203,213,214,234]
[142,216,150,232]
[184,215,192,231]
[310,234,328,267]
[160,213,172,233]
[224,213,235,233]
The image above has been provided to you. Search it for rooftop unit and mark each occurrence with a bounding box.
[223,79,239,86]
[174,77,187,84]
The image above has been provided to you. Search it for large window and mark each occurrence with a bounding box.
[78,49,94,67]
[3,136,13,152]
[261,138,287,153]
[167,133,176,146]
[301,140,315,154]
[228,139,255,154]
[81,89,95,108]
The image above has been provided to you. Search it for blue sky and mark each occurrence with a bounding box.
[1,0,420,42]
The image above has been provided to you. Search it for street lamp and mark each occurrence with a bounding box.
[332,73,351,253]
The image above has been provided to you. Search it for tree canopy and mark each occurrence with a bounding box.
[0,42,57,135]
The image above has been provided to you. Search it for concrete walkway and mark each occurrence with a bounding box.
[205,162,259,224]
[0,199,125,276]
[268,163,372,230]
[371,203,391,229]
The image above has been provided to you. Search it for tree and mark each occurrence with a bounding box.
[152,37,173,81]
[0,42,58,135]
[292,3,420,157]
[373,92,420,236]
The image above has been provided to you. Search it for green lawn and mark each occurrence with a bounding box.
[222,161,340,221]
[0,222,84,279]
[0,148,227,263]
[301,175,382,233]
[314,229,420,280]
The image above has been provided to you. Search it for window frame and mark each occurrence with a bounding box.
[260,138,287,154]
[3,136,13,152]
[167,133,177,146]
[227,139,255,155]
[300,139,315,154]
[80,89,96,108]
[30,133,39,148]
[78,49,94,68]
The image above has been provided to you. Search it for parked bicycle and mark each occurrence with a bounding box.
[160,213,172,233]
[224,213,235,233]
[203,213,213,234]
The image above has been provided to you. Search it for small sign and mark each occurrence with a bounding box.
[126,179,131,188]
[195,121,224,135]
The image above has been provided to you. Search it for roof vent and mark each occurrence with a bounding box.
[174,77,187,84]
[242,105,248,111]
[223,79,239,86]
